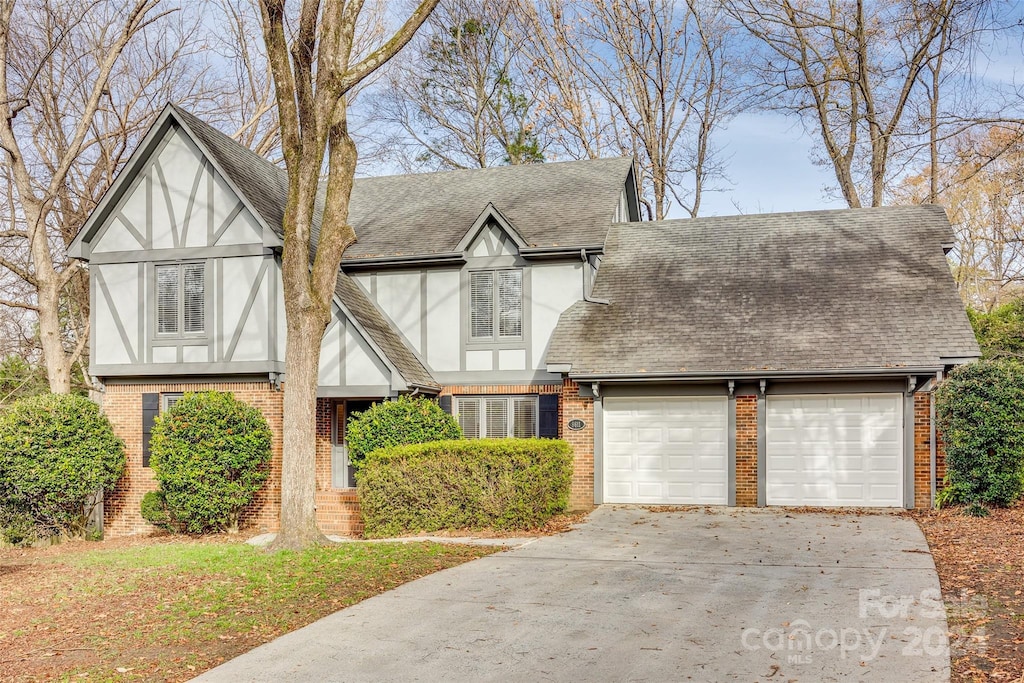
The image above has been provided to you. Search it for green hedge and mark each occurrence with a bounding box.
[936,359,1024,507]
[149,392,272,533]
[346,395,462,471]
[358,438,572,538]
[0,393,125,540]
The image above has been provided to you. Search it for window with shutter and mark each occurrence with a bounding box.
[498,270,522,338]
[485,398,508,437]
[470,271,493,339]
[156,266,179,334]
[457,398,481,438]
[455,396,538,439]
[469,269,522,341]
[183,264,205,333]
[512,397,537,438]
[156,263,205,336]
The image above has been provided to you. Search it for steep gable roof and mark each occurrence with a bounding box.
[548,205,981,377]
[334,273,439,391]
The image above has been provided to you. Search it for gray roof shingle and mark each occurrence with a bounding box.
[547,205,981,376]
[173,105,633,258]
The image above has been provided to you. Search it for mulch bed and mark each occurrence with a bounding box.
[912,504,1024,682]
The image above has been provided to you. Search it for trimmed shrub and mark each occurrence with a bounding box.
[935,359,1024,507]
[0,507,37,546]
[358,438,573,538]
[149,391,272,533]
[346,395,462,471]
[140,490,172,530]
[0,393,125,539]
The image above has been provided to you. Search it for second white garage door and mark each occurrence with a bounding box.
[766,394,904,507]
[603,397,728,504]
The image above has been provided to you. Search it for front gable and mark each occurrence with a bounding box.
[87,126,263,256]
[457,204,529,259]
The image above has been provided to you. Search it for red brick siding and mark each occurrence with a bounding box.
[103,381,284,537]
[735,395,758,507]
[561,379,594,510]
[314,397,362,536]
[913,391,943,509]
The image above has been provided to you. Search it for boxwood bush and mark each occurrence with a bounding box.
[358,438,573,538]
[149,391,272,533]
[0,393,125,540]
[346,395,462,471]
[935,359,1024,507]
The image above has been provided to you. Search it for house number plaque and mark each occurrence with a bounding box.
[567,419,586,431]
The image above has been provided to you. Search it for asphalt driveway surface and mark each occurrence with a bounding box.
[195,507,949,682]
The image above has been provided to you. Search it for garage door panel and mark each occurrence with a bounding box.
[603,397,728,505]
[767,394,903,508]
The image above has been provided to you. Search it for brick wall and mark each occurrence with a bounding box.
[102,381,283,537]
[561,379,595,510]
[913,391,943,509]
[314,397,362,536]
[735,395,758,507]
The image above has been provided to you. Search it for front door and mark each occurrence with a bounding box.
[331,399,377,489]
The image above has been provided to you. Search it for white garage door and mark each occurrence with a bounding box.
[766,395,903,507]
[603,397,728,504]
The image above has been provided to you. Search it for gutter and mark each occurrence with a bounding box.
[568,367,946,383]
[341,252,465,270]
[522,244,605,259]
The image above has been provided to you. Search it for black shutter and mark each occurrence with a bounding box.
[538,394,559,438]
[142,393,159,468]
[438,395,453,414]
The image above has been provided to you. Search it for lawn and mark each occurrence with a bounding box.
[0,535,496,681]
[914,503,1024,683]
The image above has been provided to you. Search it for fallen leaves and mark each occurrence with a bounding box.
[913,503,1024,682]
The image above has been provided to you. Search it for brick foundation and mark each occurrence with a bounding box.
[735,395,758,506]
[102,382,363,538]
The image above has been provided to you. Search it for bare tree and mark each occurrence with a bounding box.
[726,0,980,208]
[898,126,1024,309]
[372,0,544,170]
[0,0,191,392]
[257,0,440,550]
[513,0,742,219]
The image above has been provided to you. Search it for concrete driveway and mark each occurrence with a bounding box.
[195,507,949,682]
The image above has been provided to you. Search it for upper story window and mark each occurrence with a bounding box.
[156,263,205,335]
[470,269,522,341]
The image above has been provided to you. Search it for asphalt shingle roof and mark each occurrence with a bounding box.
[547,205,981,376]
[334,273,439,390]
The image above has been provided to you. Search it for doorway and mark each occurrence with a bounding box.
[331,399,377,489]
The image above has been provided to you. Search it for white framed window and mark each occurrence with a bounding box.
[161,392,183,412]
[469,269,522,341]
[455,395,538,438]
[156,262,205,336]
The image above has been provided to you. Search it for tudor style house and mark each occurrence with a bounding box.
[70,104,979,537]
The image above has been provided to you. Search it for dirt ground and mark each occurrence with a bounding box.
[913,504,1024,683]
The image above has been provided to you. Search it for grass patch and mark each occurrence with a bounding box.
[0,536,495,681]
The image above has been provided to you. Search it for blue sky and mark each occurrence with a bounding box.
[694,112,847,218]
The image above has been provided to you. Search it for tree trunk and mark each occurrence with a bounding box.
[36,274,72,393]
[271,307,329,550]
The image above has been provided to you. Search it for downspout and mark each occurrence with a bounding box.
[930,369,942,507]
[580,249,610,305]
